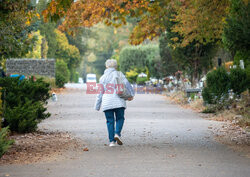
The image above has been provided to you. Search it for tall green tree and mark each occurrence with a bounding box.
[39,22,58,58]
[37,0,48,14]
[119,44,160,78]
[66,28,88,56]
[223,0,250,66]
[86,24,131,77]
[66,28,89,79]
[159,35,178,77]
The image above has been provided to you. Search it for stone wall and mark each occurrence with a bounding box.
[6,59,55,77]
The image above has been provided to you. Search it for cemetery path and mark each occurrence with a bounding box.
[0,83,250,177]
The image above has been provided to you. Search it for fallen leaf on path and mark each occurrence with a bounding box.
[83,147,89,151]
[168,154,176,158]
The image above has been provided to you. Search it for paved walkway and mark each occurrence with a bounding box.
[0,84,249,177]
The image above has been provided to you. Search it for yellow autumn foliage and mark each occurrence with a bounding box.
[43,0,230,47]
[26,31,48,59]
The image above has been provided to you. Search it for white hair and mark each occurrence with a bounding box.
[105,59,117,68]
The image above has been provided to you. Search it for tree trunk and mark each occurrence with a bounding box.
[231,50,236,61]
[191,60,199,87]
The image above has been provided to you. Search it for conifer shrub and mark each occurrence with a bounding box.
[56,73,67,88]
[202,67,230,104]
[230,67,248,95]
[56,60,69,88]
[202,67,249,104]
[0,77,51,133]
[0,127,14,158]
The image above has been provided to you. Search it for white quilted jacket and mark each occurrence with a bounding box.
[94,68,134,111]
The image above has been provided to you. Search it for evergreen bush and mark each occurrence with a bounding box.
[5,99,42,133]
[202,67,249,104]
[202,67,230,104]
[202,87,214,104]
[229,67,248,95]
[0,77,51,133]
[56,73,67,88]
[0,127,14,158]
[56,60,70,88]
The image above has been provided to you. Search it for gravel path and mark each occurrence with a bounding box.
[0,84,249,177]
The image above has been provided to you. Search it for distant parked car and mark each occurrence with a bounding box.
[86,74,97,83]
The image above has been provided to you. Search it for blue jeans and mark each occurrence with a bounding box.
[104,107,125,142]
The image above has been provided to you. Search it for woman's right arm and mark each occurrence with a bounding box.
[94,78,104,111]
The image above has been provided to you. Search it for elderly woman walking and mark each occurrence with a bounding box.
[95,59,134,147]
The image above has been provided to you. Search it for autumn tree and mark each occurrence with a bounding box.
[54,29,81,81]
[43,0,231,47]
[171,0,229,47]
[25,31,48,59]
[55,29,80,67]
[159,5,216,84]
[41,0,238,85]
[42,0,165,45]
[37,0,49,14]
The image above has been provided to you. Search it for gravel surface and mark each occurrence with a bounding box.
[0,83,250,177]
